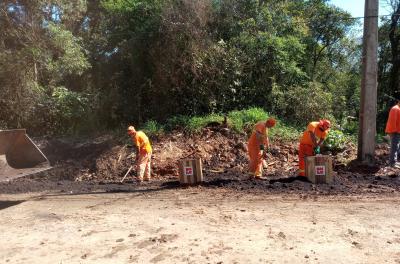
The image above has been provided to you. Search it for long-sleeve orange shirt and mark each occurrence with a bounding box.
[132,131,152,155]
[385,104,400,134]
[248,121,269,148]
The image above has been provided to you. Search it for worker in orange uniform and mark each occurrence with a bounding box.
[127,126,152,182]
[247,118,276,179]
[385,99,400,167]
[298,120,331,177]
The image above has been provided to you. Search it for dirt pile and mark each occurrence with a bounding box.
[0,127,399,195]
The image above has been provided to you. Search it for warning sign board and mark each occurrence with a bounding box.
[184,166,193,176]
[315,165,326,176]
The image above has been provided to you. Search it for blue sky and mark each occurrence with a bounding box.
[329,0,392,33]
[329,0,390,17]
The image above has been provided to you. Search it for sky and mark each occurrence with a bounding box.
[329,0,390,18]
[329,0,392,33]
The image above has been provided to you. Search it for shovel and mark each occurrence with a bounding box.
[120,165,134,183]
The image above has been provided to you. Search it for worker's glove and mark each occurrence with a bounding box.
[314,146,321,154]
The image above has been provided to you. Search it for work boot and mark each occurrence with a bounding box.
[143,177,151,181]
[247,172,255,180]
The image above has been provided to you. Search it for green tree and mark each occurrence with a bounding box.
[0,0,90,134]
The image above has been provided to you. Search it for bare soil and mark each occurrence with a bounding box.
[1,190,400,263]
[1,127,400,263]
[0,127,399,196]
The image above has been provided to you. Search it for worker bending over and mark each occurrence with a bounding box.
[298,119,331,177]
[127,126,152,182]
[247,118,276,179]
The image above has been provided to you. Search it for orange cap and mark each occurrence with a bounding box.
[266,118,276,128]
[319,119,331,130]
[127,126,136,135]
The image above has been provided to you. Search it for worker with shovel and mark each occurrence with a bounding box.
[298,119,331,177]
[247,117,276,179]
[127,126,152,182]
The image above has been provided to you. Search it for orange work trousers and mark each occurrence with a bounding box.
[248,145,263,177]
[298,143,314,176]
[137,152,152,181]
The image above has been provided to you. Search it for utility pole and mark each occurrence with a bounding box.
[358,0,379,164]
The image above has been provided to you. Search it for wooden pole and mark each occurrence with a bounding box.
[358,0,379,165]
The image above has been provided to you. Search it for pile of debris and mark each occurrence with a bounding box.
[0,127,399,195]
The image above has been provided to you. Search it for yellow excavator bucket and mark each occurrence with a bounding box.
[0,129,50,182]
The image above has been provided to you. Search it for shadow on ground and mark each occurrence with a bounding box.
[0,200,25,210]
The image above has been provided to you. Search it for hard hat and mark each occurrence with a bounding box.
[266,118,276,128]
[319,119,331,130]
[127,126,136,135]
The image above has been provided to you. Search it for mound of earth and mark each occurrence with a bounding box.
[0,127,399,195]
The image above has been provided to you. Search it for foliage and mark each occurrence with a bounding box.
[139,108,301,141]
[141,120,165,137]
[227,108,268,132]
[185,114,224,133]
[269,122,302,142]
[46,23,90,78]
[323,129,349,151]
[0,0,90,134]
[164,116,191,131]
[52,87,89,132]
[377,1,400,131]
[0,0,395,139]
[272,81,334,125]
[341,118,358,134]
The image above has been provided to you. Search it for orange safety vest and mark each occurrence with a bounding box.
[133,131,152,155]
[385,104,400,134]
[300,121,329,146]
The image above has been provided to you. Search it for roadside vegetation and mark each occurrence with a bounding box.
[1,0,399,138]
[139,108,353,151]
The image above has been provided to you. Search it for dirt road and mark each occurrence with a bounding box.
[1,188,400,264]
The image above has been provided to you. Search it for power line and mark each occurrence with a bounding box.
[341,13,400,20]
[103,13,399,37]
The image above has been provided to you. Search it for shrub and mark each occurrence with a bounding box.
[323,129,348,151]
[142,120,164,137]
[272,81,333,125]
[165,115,190,131]
[269,121,302,141]
[228,108,268,132]
[186,114,224,133]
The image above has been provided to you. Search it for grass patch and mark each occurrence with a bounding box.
[141,120,165,137]
[136,108,307,141]
[227,108,268,132]
[185,113,224,133]
[269,121,302,142]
